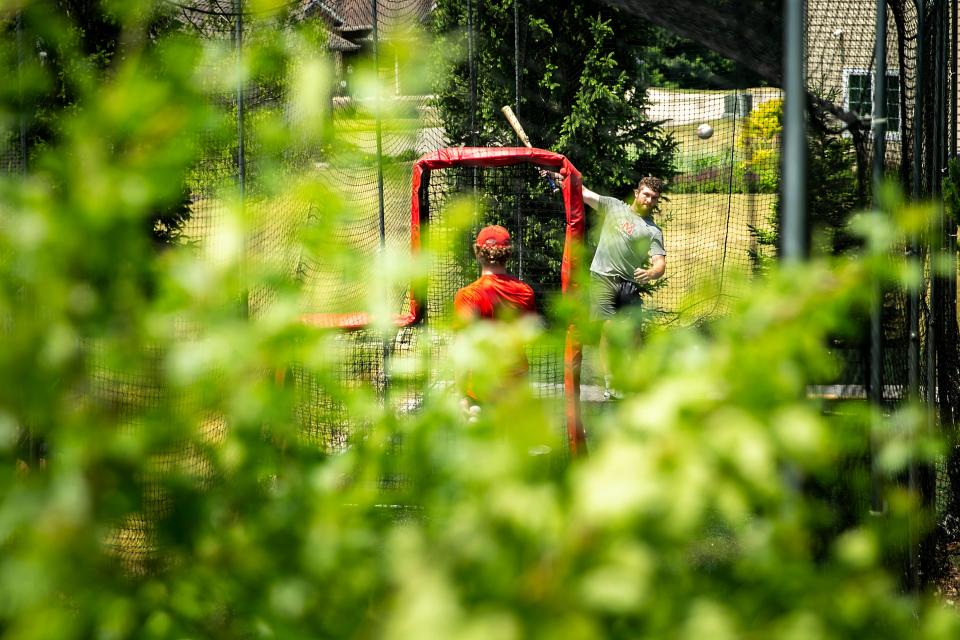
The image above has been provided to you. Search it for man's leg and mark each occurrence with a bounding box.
[599,320,619,399]
[604,280,645,399]
[590,273,619,400]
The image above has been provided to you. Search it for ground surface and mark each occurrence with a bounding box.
[936,543,960,606]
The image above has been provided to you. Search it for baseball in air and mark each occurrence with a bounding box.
[696,123,714,139]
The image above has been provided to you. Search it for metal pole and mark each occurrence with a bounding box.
[952,0,958,157]
[943,0,951,174]
[913,2,925,200]
[371,0,392,408]
[234,0,248,319]
[513,0,523,279]
[467,0,477,148]
[869,0,887,515]
[781,0,807,262]
[372,0,386,249]
[16,11,27,174]
[467,0,479,208]
[873,0,888,186]
[514,0,520,118]
[234,0,245,201]
[907,0,925,594]
[926,6,940,481]
[930,2,949,194]
[16,9,37,467]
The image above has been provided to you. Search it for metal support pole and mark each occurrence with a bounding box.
[943,0,951,174]
[16,9,38,467]
[234,0,245,201]
[913,3,925,200]
[781,0,807,262]
[372,0,386,249]
[926,7,939,488]
[952,0,958,157]
[869,0,888,515]
[467,0,477,148]
[932,2,949,184]
[907,0,925,595]
[514,0,520,118]
[234,0,248,319]
[873,0,888,186]
[16,11,27,174]
[513,0,524,279]
[371,0,392,408]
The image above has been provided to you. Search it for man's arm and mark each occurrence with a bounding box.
[581,185,601,209]
[543,170,601,209]
[634,254,666,284]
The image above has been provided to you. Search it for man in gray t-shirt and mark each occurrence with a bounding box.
[586,176,667,318]
[586,176,667,399]
[541,172,667,399]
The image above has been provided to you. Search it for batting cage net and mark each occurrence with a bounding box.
[5,0,959,584]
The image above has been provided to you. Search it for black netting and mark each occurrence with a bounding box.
[602,0,957,589]
[15,0,954,580]
[421,162,567,320]
[420,160,571,410]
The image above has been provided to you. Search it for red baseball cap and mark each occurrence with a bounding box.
[475,225,511,248]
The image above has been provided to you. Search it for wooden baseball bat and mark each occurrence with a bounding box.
[500,105,559,192]
[501,105,533,148]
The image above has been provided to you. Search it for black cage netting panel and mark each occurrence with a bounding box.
[292,0,446,452]
[604,0,957,585]
[78,1,449,570]
[9,0,956,576]
[638,87,779,322]
[298,156,579,453]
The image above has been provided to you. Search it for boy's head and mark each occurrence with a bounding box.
[474,225,512,265]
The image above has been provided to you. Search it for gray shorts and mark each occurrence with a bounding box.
[590,272,643,320]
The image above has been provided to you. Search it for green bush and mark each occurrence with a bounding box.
[0,4,957,639]
[739,98,782,194]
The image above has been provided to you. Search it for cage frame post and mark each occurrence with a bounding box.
[408,146,587,455]
[781,0,807,262]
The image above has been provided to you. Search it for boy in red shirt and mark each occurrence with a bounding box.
[454,226,537,409]
[454,225,536,321]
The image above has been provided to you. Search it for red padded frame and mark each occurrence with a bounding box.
[301,147,587,454]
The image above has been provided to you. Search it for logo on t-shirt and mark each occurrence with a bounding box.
[619,220,636,236]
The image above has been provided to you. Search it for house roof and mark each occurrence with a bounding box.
[169,0,432,51]
[326,31,361,51]
[326,0,434,32]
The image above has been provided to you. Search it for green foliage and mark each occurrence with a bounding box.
[748,98,860,269]
[430,0,676,196]
[641,27,767,89]
[807,125,860,255]
[0,3,958,639]
[942,158,960,224]
[739,97,782,194]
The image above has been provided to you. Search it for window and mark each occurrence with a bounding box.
[843,69,901,139]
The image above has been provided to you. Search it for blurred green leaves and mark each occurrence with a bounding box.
[0,2,958,639]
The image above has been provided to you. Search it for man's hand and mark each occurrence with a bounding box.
[540,169,602,208]
[634,267,656,285]
[634,255,666,284]
[539,169,563,184]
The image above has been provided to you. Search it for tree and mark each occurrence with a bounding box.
[641,26,767,89]
[431,0,676,196]
[10,1,191,246]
